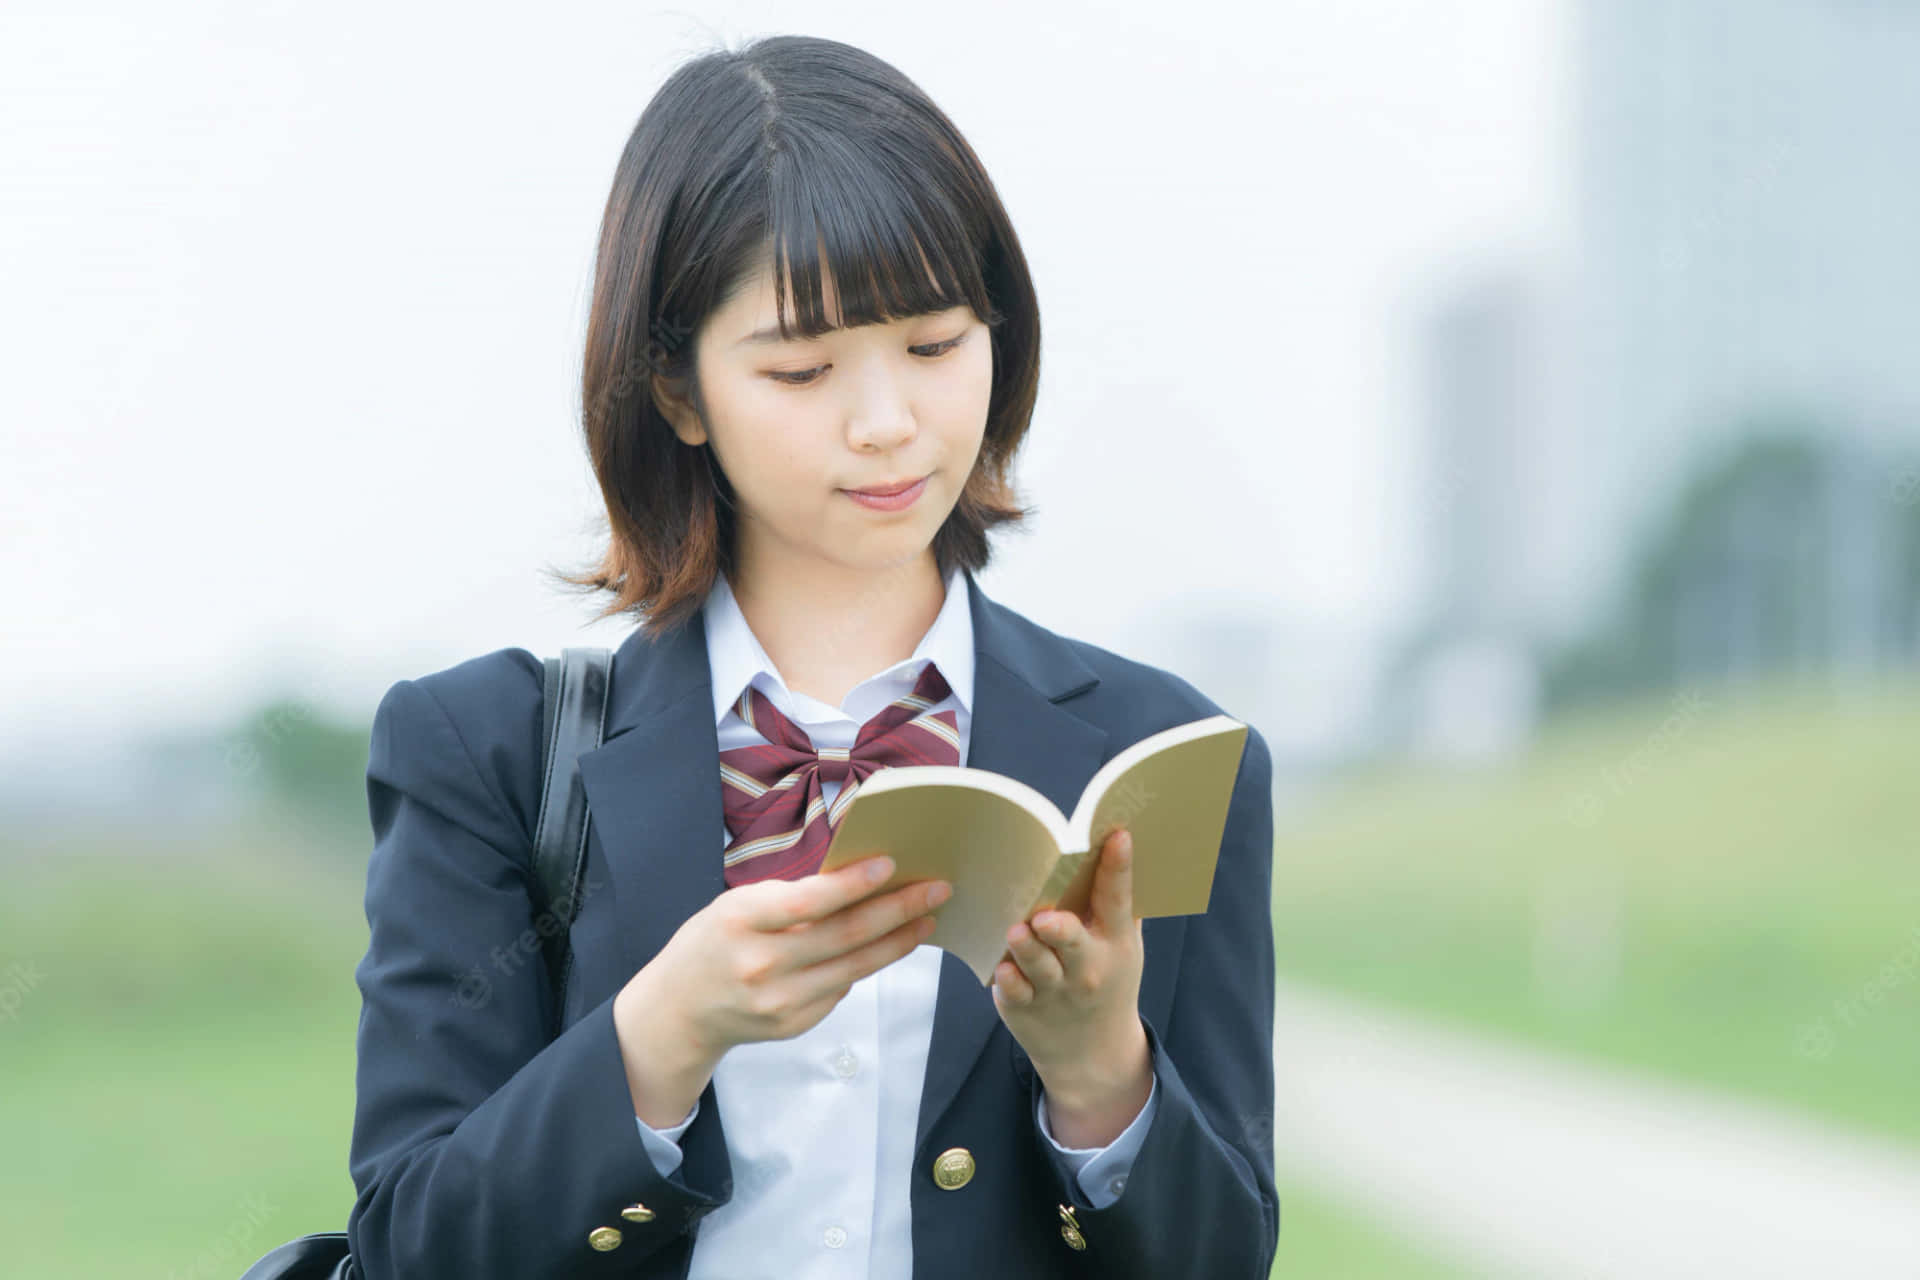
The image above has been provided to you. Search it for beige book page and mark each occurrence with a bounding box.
[1062,718,1249,922]
[821,782,1061,985]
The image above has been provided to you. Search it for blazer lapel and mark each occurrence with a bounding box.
[575,569,1110,1159]
[577,601,726,984]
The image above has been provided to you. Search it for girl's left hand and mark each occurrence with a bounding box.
[991,827,1146,1099]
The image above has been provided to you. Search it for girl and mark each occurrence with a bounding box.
[346,33,1277,1280]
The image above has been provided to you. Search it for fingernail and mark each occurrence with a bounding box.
[1118,831,1133,855]
[867,858,893,883]
[927,881,952,907]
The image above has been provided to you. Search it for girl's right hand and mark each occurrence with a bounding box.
[641,854,951,1061]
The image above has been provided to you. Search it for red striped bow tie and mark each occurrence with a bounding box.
[718,661,960,885]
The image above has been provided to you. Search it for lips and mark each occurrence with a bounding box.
[845,476,927,497]
[840,474,930,512]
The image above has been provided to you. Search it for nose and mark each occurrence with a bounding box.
[843,361,919,454]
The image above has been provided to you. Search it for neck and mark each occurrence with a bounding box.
[727,547,949,708]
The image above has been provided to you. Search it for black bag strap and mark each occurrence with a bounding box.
[532,645,612,1035]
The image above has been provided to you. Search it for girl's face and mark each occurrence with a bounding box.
[652,256,993,584]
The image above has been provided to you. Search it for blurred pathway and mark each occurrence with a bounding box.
[1269,979,1920,1278]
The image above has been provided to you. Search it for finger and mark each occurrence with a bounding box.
[784,877,947,971]
[753,855,895,930]
[1030,909,1089,978]
[1006,920,1064,990]
[1091,829,1134,936]
[993,958,1034,1006]
[794,909,935,993]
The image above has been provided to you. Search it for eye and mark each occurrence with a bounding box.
[911,334,969,360]
[766,332,970,387]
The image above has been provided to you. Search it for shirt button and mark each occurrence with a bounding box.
[833,1048,859,1078]
[1110,1175,1126,1196]
[824,1225,848,1248]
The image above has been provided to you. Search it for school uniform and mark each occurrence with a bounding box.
[625,562,1156,1277]
[346,566,1278,1278]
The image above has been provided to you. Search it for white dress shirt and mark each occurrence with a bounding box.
[626,563,1158,1277]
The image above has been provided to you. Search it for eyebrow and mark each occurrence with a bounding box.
[734,324,818,348]
[732,303,966,349]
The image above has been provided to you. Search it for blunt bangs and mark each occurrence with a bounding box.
[750,127,1006,343]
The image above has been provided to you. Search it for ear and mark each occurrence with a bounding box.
[651,371,707,447]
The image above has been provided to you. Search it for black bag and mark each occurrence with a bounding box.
[237,647,613,1280]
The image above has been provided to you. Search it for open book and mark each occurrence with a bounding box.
[818,714,1250,985]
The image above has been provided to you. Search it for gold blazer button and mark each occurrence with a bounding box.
[931,1147,976,1190]
[620,1202,655,1223]
[1058,1202,1087,1250]
[587,1226,624,1251]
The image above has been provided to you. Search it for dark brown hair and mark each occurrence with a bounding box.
[547,34,1042,638]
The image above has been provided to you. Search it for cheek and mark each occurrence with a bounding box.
[708,383,819,484]
[948,342,994,446]
[734,436,819,502]
[961,334,994,395]
[922,339,992,429]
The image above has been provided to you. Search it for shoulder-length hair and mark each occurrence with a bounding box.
[547,34,1041,639]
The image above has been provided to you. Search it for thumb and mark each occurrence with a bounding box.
[1093,828,1134,935]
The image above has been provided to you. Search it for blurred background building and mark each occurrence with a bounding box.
[1381,0,1920,766]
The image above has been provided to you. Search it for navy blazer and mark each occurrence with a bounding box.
[346,569,1278,1278]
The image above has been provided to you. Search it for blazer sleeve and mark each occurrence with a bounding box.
[1024,723,1279,1278]
[346,675,735,1280]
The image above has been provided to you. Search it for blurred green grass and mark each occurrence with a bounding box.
[1,822,1458,1277]
[1,828,366,1277]
[1273,673,1920,1147]
[1267,1175,1474,1276]
[13,673,1908,1276]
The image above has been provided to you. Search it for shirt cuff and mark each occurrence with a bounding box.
[633,1097,700,1177]
[1034,1067,1159,1209]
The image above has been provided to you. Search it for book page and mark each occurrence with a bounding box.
[1071,717,1248,920]
[821,782,1062,985]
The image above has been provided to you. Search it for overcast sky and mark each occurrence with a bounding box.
[1,0,1569,750]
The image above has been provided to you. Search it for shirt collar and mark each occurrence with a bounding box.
[702,564,974,727]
